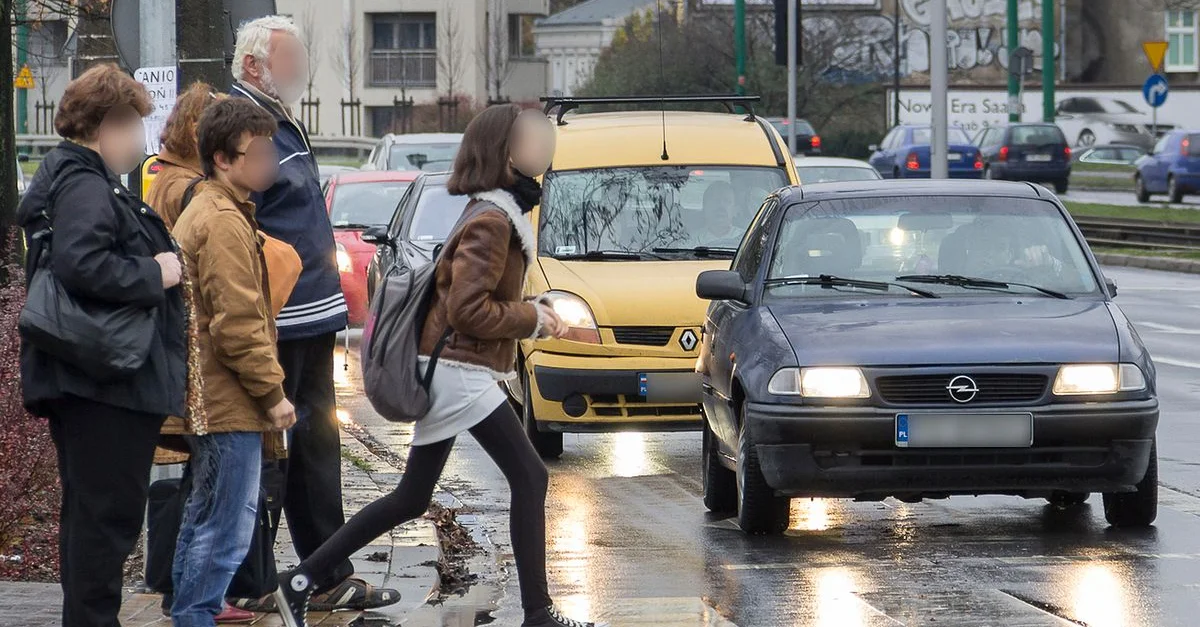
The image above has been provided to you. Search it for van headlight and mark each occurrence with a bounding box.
[768,367,870,398]
[336,242,352,273]
[1052,363,1146,395]
[538,291,601,344]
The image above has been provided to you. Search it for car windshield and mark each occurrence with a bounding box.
[1010,125,1065,145]
[388,143,459,171]
[911,128,972,145]
[1103,100,1141,114]
[765,196,1099,298]
[539,166,789,258]
[329,181,412,227]
[407,184,471,242]
[796,165,880,184]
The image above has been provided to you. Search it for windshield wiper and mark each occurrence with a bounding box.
[333,222,377,229]
[552,249,649,261]
[895,274,1070,299]
[765,274,939,298]
[652,246,737,259]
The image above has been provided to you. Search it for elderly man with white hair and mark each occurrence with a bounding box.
[226,15,400,614]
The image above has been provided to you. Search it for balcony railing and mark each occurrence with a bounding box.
[368,49,437,88]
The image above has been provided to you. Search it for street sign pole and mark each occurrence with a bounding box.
[1042,0,1055,122]
[786,0,797,155]
[16,0,27,135]
[735,0,746,96]
[931,0,948,179]
[1006,0,1019,122]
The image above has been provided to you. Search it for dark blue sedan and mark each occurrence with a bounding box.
[868,125,984,179]
[1134,129,1200,203]
[695,180,1158,534]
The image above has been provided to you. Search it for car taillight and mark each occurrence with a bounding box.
[998,145,1009,162]
[1183,138,1190,156]
[811,135,821,149]
[906,152,920,170]
[1064,146,1072,159]
[974,154,984,170]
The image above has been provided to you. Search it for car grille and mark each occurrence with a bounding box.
[611,326,674,346]
[588,394,700,417]
[875,373,1048,405]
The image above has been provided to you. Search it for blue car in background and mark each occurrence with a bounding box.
[1134,129,1200,203]
[868,125,984,179]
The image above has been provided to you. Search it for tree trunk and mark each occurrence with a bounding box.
[1,0,21,274]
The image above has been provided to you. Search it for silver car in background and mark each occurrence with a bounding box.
[1055,97,1174,151]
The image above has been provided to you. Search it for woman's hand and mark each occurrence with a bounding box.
[536,303,568,339]
[155,252,182,289]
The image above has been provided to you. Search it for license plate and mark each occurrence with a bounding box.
[637,372,701,404]
[895,413,1033,448]
[1025,154,1052,162]
[948,152,962,160]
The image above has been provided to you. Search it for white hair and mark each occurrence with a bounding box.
[232,15,300,82]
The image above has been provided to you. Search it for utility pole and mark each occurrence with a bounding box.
[892,0,900,126]
[735,0,746,95]
[176,0,228,89]
[1042,0,1055,122]
[930,0,947,179]
[15,0,26,135]
[786,0,796,154]
[1006,0,1019,122]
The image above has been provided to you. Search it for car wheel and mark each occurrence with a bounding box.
[1169,175,1184,203]
[702,417,737,513]
[520,367,563,459]
[1102,439,1157,528]
[893,166,901,180]
[1047,491,1089,508]
[736,408,789,535]
[1135,175,1151,203]
[1077,130,1096,148]
[1053,179,1069,194]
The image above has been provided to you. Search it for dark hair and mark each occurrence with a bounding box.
[55,63,152,141]
[161,82,225,160]
[446,103,521,196]
[197,99,277,177]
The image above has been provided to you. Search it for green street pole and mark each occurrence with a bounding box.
[1042,0,1055,122]
[1006,0,1019,122]
[15,0,28,135]
[735,0,746,96]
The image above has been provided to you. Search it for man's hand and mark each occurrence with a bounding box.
[155,252,182,289]
[267,398,297,431]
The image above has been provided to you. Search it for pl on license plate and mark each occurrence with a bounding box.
[895,413,1033,448]
[1026,154,1052,162]
[637,372,701,404]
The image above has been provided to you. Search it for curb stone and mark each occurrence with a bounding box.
[1096,252,1200,274]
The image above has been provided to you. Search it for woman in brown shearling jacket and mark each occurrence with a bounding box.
[273,105,604,627]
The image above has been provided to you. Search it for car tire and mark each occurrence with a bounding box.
[736,410,789,535]
[702,418,737,513]
[520,368,563,459]
[893,166,901,180]
[1077,130,1096,148]
[1102,439,1157,528]
[1135,175,1151,203]
[1169,175,1184,203]
[1053,179,1069,194]
[1047,491,1089,508]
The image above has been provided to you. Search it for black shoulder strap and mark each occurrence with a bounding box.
[181,176,205,210]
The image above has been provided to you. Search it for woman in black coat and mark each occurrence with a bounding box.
[16,63,196,627]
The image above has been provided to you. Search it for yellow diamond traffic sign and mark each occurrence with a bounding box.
[13,65,34,89]
[1143,40,1169,73]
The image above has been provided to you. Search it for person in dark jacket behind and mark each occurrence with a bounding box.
[225,16,397,612]
[16,63,198,627]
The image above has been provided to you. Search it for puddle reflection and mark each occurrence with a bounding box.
[790,498,834,532]
[550,476,594,620]
[609,432,651,477]
[1070,563,1131,627]
[813,567,869,627]
[334,344,352,391]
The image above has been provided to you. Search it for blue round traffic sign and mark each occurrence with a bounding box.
[1143,74,1169,108]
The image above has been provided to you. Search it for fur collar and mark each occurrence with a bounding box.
[471,189,537,266]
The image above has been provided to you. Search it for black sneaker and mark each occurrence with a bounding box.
[523,605,607,627]
[273,568,315,627]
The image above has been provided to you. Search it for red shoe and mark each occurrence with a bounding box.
[216,603,256,624]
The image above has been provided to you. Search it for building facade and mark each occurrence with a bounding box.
[533,0,660,96]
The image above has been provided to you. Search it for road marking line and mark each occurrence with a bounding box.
[1150,355,1200,370]
[1138,321,1200,334]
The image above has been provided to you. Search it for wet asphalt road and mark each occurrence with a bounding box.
[347,266,1200,627]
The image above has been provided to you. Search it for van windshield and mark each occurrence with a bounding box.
[539,166,789,259]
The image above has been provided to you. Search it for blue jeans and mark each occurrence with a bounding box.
[171,432,263,627]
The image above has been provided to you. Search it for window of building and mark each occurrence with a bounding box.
[368,13,437,88]
[1166,10,1198,72]
[27,20,68,66]
[371,13,437,50]
[509,14,538,59]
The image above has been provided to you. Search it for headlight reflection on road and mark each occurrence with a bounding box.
[814,567,868,627]
[1070,563,1130,627]
[550,476,593,622]
[790,498,833,532]
[609,432,650,477]
[333,344,351,391]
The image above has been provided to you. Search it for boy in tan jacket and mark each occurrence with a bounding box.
[169,98,297,627]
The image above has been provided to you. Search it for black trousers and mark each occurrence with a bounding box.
[298,403,553,612]
[47,396,165,627]
[272,332,354,590]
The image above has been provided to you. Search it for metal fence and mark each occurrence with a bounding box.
[368,50,436,88]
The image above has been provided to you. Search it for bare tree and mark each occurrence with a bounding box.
[298,4,321,100]
[330,16,362,101]
[478,0,515,101]
[438,3,466,99]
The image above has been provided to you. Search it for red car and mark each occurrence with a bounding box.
[324,170,420,326]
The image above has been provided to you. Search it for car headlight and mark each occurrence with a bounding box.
[336,242,352,273]
[768,367,870,398]
[1052,363,1146,395]
[538,291,601,344]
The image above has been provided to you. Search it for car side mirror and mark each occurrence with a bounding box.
[868,144,879,152]
[16,153,30,163]
[361,225,392,246]
[360,162,377,171]
[697,270,748,302]
[1105,277,1118,297]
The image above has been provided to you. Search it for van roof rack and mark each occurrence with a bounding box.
[539,95,760,125]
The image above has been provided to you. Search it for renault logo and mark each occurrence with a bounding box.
[946,375,979,403]
[679,329,698,351]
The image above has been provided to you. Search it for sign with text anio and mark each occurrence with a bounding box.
[133,66,178,155]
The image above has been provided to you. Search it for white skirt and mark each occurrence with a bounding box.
[411,357,510,447]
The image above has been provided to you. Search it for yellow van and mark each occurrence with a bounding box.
[511,95,799,457]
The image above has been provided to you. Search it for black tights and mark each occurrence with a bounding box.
[298,402,552,612]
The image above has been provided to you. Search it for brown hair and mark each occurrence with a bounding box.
[55,63,153,141]
[160,82,226,160]
[446,103,521,196]
[197,99,278,177]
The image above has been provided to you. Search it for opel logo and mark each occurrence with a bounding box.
[946,375,979,403]
[679,329,699,352]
